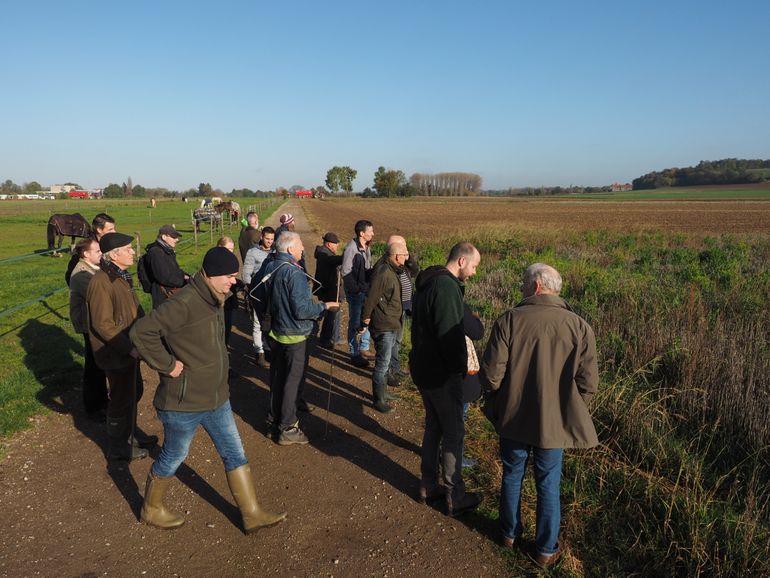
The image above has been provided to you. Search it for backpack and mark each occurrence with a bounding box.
[136,253,153,293]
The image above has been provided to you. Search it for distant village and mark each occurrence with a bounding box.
[0,184,104,201]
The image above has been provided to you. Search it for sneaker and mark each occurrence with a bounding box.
[446,492,481,517]
[296,398,315,413]
[462,456,478,469]
[253,352,269,368]
[527,546,563,569]
[350,355,370,368]
[417,486,446,505]
[278,426,309,446]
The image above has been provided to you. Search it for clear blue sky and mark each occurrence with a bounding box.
[2,0,768,191]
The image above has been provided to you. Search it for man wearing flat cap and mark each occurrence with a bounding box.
[86,232,152,461]
[130,247,287,533]
[143,224,189,309]
[313,232,343,349]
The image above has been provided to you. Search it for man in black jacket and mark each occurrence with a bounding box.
[313,232,343,349]
[144,225,189,309]
[410,241,482,517]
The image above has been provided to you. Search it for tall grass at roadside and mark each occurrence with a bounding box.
[412,228,770,576]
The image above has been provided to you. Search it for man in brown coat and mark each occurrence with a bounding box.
[87,232,154,461]
[480,263,598,569]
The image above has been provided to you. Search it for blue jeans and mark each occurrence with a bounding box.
[346,292,370,356]
[499,439,563,555]
[388,310,406,374]
[372,331,396,396]
[152,399,248,478]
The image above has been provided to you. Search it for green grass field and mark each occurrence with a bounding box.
[575,187,770,200]
[0,197,282,451]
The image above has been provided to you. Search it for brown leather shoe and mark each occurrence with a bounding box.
[501,536,516,549]
[527,547,562,569]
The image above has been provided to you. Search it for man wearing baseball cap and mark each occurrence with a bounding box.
[86,232,153,461]
[130,246,286,533]
[143,224,190,309]
[314,232,343,348]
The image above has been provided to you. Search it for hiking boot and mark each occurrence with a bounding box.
[350,355,369,368]
[386,373,402,388]
[254,352,269,368]
[383,391,401,401]
[374,400,393,414]
[278,426,309,446]
[131,431,159,449]
[417,486,446,505]
[446,492,481,517]
[360,349,375,360]
[527,546,563,569]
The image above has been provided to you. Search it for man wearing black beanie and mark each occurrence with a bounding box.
[130,246,286,534]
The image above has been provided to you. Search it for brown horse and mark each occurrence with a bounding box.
[47,213,91,250]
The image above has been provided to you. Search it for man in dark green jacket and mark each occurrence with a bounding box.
[410,241,481,517]
[361,241,409,413]
[130,247,286,534]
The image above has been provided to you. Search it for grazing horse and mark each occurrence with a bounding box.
[47,213,91,250]
[192,206,221,232]
[192,201,241,231]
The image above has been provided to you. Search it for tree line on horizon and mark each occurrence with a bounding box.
[632,158,770,190]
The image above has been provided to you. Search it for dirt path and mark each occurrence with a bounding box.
[0,200,509,578]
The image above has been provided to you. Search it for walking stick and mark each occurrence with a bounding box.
[323,268,342,439]
[129,357,139,463]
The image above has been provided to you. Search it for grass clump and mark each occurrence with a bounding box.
[419,229,770,576]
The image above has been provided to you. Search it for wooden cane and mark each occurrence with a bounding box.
[323,267,342,439]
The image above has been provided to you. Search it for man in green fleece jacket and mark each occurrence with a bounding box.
[130,247,286,534]
[409,241,482,517]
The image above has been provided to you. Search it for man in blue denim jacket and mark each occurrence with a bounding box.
[265,232,339,445]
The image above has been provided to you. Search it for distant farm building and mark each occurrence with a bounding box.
[610,182,633,192]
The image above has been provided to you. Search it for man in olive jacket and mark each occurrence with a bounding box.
[480,263,598,569]
[410,241,482,517]
[130,247,286,534]
[361,241,409,413]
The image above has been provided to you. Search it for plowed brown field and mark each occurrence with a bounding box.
[303,197,770,239]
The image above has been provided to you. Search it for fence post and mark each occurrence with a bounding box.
[135,231,142,256]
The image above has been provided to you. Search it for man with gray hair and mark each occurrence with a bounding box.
[361,241,410,413]
[480,263,599,569]
[262,231,339,445]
